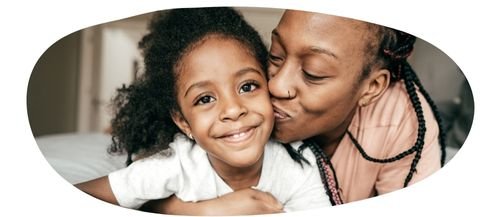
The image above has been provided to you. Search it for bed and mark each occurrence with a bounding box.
[36,133,127,184]
[35,132,459,185]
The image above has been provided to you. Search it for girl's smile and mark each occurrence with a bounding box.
[216,126,256,144]
[172,35,274,171]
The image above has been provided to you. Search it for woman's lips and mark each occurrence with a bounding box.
[273,105,290,120]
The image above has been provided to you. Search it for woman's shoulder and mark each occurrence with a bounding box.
[346,80,439,156]
[355,81,423,129]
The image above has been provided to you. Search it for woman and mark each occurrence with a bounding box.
[143,9,445,215]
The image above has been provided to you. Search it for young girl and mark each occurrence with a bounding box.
[75,7,330,212]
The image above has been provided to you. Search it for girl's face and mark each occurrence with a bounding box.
[173,36,273,171]
[268,10,371,144]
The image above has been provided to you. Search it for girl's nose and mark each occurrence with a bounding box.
[219,96,248,121]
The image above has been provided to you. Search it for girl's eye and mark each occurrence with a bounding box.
[239,82,259,93]
[195,95,215,105]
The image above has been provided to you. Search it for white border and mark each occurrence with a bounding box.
[2,0,494,216]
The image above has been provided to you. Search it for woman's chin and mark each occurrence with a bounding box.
[272,129,297,144]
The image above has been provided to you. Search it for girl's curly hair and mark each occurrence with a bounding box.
[108,7,269,165]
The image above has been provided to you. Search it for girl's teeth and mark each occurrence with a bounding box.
[232,132,245,138]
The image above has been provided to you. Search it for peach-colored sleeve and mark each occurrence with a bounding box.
[374,87,441,195]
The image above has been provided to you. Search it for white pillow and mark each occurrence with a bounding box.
[36,133,127,184]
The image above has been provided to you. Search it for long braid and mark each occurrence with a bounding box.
[347,131,416,163]
[304,140,343,205]
[401,62,426,186]
[408,66,448,166]
[310,145,335,204]
[347,28,446,187]
[348,62,427,187]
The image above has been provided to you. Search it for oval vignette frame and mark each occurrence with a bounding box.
[26,4,475,216]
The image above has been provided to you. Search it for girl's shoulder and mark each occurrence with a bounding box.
[265,140,316,166]
[139,133,197,161]
[263,139,298,153]
[169,133,195,149]
[128,133,207,173]
[265,139,303,148]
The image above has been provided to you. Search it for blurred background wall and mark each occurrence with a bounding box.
[27,31,81,136]
[26,7,472,148]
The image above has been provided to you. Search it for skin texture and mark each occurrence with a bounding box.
[269,10,389,155]
[172,36,274,190]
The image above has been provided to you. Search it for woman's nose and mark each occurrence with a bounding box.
[268,62,296,99]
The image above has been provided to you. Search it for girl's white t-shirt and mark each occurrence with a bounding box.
[108,134,330,212]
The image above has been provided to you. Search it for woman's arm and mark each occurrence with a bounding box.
[75,176,118,205]
[141,188,283,215]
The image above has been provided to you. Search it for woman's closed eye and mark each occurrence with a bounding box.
[269,54,283,66]
[303,70,327,82]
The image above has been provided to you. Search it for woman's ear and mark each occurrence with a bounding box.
[358,69,390,107]
[171,110,193,139]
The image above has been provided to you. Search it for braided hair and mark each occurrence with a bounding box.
[351,26,447,187]
[108,7,269,166]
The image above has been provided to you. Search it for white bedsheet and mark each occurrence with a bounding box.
[36,133,127,184]
[35,133,459,185]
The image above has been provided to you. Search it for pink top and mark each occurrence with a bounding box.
[332,81,441,203]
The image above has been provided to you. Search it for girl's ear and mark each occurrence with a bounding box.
[171,110,192,137]
[358,69,390,107]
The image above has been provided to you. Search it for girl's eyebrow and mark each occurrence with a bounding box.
[236,67,263,78]
[184,80,211,97]
[184,67,263,97]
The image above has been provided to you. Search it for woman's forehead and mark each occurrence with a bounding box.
[280,10,368,35]
[276,10,370,60]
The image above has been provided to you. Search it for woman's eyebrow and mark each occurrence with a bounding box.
[272,29,337,60]
[308,46,338,60]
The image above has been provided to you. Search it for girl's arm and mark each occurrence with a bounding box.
[75,176,118,205]
[141,188,283,215]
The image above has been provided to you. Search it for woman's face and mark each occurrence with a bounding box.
[268,10,371,144]
[174,36,273,170]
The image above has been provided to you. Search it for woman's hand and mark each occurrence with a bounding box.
[205,187,284,215]
[141,187,284,215]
